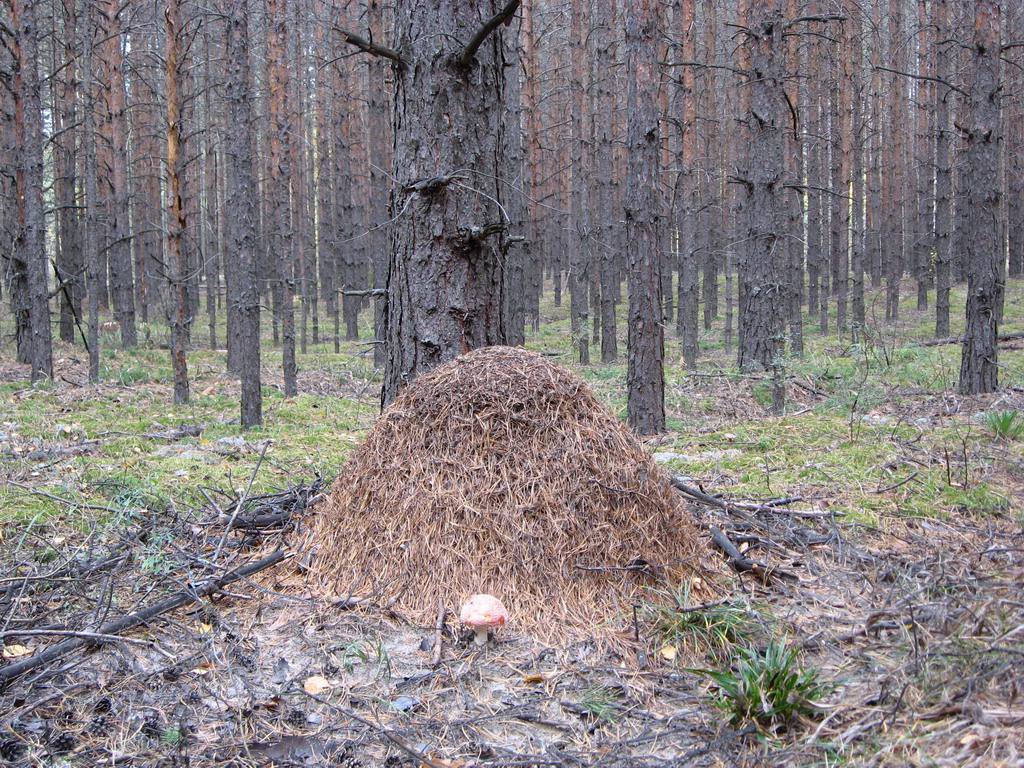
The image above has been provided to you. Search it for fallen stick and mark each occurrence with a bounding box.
[920,331,1024,347]
[431,599,445,666]
[710,526,797,583]
[671,476,832,518]
[0,549,287,689]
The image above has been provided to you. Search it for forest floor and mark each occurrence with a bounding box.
[1,281,1023,767]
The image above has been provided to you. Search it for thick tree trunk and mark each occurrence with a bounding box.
[224,0,262,427]
[380,0,520,405]
[12,0,53,381]
[784,0,803,355]
[624,0,665,434]
[958,1,1002,395]
[735,0,787,372]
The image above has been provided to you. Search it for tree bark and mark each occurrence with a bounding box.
[224,0,262,427]
[53,0,83,345]
[268,0,297,396]
[368,0,390,367]
[593,0,618,362]
[166,0,191,404]
[675,0,699,368]
[568,0,590,364]
[380,0,520,405]
[101,0,137,348]
[624,0,665,434]
[958,1,1002,395]
[81,1,101,383]
[12,0,53,381]
[735,0,787,372]
[934,0,953,337]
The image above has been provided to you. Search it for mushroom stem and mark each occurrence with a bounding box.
[473,628,489,645]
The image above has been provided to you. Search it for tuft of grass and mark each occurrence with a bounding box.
[578,685,619,723]
[649,585,755,658]
[692,639,831,731]
[984,410,1024,441]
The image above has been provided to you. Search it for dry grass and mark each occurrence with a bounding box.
[305,346,711,640]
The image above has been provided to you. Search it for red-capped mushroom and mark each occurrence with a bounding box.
[459,594,508,645]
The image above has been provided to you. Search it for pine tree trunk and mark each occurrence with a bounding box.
[166,0,190,404]
[368,0,390,368]
[958,1,1002,395]
[568,0,590,364]
[934,0,952,338]
[381,0,520,405]
[224,0,262,427]
[736,0,787,372]
[54,0,82,345]
[102,0,137,348]
[624,0,665,434]
[849,0,866,336]
[268,0,297,396]
[12,0,53,381]
[81,5,101,383]
[676,0,699,368]
[593,0,618,362]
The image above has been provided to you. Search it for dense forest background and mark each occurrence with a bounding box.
[1,0,1021,426]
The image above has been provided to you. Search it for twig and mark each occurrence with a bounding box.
[0,550,288,688]
[0,629,154,647]
[305,693,449,768]
[873,471,919,494]
[212,441,269,565]
[6,483,122,515]
[671,476,832,518]
[431,599,445,666]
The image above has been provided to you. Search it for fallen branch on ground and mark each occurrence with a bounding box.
[710,526,797,583]
[0,549,287,688]
[920,331,1024,348]
[671,476,833,518]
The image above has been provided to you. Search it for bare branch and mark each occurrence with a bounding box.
[454,0,520,69]
[784,14,846,30]
[333,25,407,68]
[874,65,968,98]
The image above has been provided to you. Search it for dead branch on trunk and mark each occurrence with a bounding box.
[333,25,407,68]
[454,0,520,69]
